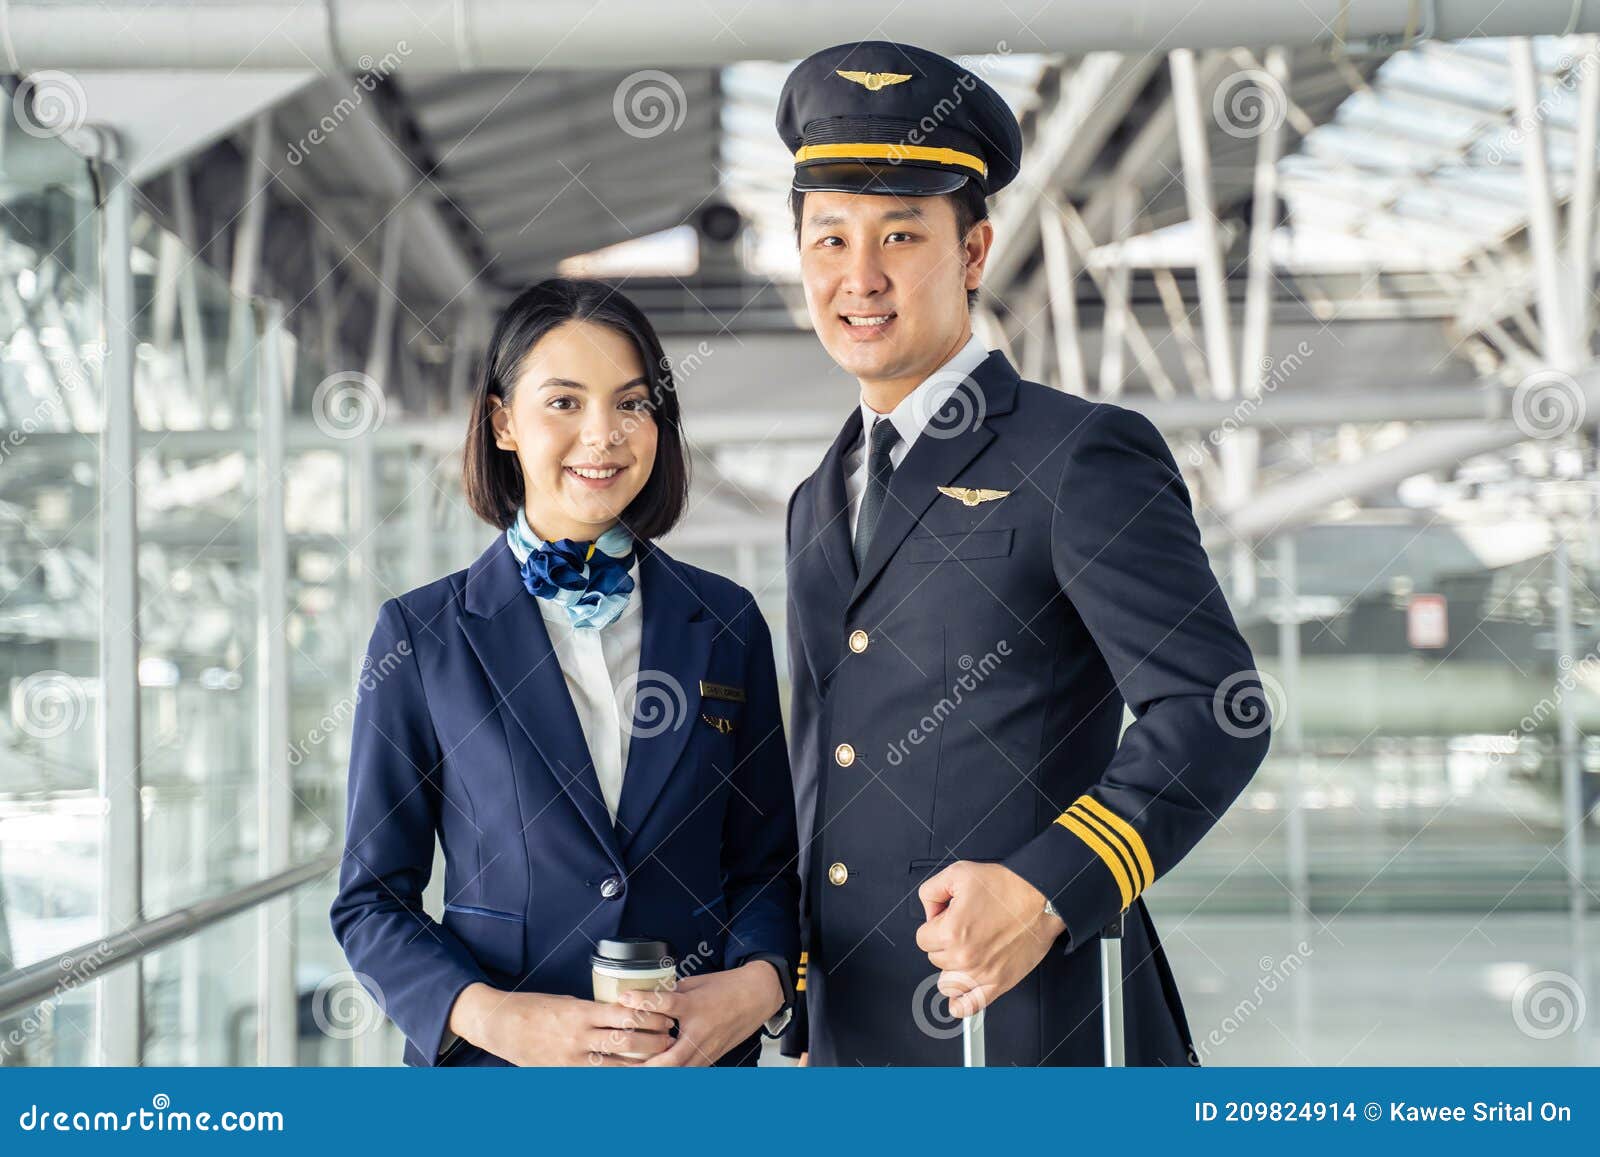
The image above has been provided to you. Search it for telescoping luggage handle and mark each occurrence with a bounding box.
[960,914,1126,1067]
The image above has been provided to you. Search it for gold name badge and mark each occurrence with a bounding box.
[699,681,747,703]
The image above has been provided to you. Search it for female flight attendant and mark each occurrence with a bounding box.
[331,279,800,1067]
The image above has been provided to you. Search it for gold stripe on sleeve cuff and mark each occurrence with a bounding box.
[1075,795,1156,887]
[1056,811,1134,910]
[1067,803,1143,894]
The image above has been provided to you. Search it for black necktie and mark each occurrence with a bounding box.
[854,417,901,568]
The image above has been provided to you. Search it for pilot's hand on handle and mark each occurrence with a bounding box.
[914,861,1068,1018]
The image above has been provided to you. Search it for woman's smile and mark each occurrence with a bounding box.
[564,461,630,489]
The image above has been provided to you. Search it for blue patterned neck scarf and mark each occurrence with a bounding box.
[505,508,637,630]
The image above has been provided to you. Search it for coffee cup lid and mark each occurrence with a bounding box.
[592,937,673,971]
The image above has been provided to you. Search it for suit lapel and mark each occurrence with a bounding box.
[459,534,623,866]
[848,352,1019,609]
[612,543,717,852]
[813,408,862,595]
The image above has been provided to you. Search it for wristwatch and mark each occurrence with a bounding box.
[746,953,795,1039]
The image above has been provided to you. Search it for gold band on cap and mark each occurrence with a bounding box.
[793,142,987,178]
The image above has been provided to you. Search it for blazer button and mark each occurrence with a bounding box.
[827,862,849,886]
[848,629,869,653]
[834,743,855,767]
[599,876,624,900]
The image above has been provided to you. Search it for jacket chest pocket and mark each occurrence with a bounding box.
[903,528,1014,565]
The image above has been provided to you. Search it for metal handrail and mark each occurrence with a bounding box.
[0,852,341,1019]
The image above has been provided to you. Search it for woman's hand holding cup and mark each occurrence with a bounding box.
[617,961,784,1066]
[451,983,675,1066]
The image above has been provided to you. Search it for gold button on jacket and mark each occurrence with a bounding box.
[848,629,869,653]
[827,862,849,886]
[834,742,855,766]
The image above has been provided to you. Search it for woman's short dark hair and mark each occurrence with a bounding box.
[789,180,989,310]
[463,278,690,541]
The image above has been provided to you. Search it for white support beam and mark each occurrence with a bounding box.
[974,307,1015,364]
[986,53,1160,290]
[97,162,143,1066]
[1098,186,1136,398]
[1152,267,1212,395]
[2,1,1582,69]
[1216,420,1546,543]
[272,81,485,312]
[1552,538,1588,926]
[1238,48,1290,402]
[167,165,209,406]
[1570,37,1600,357]
[229,114,272,302]
[1171,49,1238,401]
[1510,37,1575,367]
[255,299,295,1066]
[1057,203,1179,400]
[1172,47,1251,596]
[310,232,343,372]
[365,215,406,391]
[1081,52,1236,244]
[1038,203,1087,394]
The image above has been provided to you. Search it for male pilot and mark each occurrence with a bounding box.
[777,42,1272,1066]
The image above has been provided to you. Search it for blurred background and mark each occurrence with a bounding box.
[2,1,1599,1067]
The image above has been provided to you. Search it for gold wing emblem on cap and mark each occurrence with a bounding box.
[937,486,1011,507]
[836,69,913,91]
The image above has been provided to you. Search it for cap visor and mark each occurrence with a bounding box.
[791,161,970,196]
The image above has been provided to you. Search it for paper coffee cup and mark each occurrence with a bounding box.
[591,938,676,1058]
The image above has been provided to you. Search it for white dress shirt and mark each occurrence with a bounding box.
[505,532,644,823]
[844,333,991,538]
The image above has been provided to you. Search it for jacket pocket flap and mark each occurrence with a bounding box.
[903,528,1014,565]
[442,903,526,979]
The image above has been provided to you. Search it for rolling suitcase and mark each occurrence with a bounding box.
[962,914,1126,1067]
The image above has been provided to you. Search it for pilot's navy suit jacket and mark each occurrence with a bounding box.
[331,535,801,1067]
[784,350,1271,1066]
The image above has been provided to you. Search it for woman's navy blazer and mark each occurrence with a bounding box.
[330,534,801,1066]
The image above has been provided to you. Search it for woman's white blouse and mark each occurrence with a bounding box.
[507,539,644,824]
